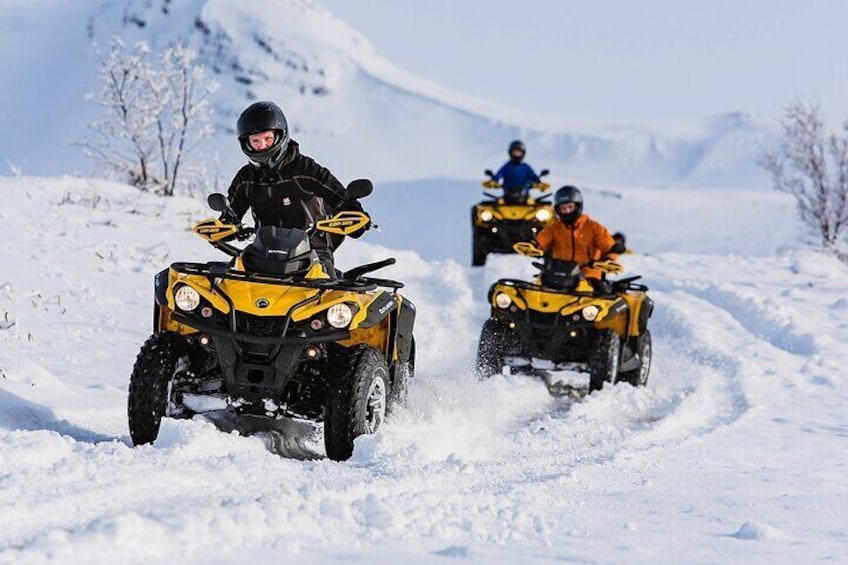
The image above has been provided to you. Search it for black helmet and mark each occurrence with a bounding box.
[236,101,290,167]
[508,139,526,162]
[554,185,583,224]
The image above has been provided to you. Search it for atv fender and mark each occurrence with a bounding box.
[359,292,398,329]
[392,297,416,363]
[154,268,169,306]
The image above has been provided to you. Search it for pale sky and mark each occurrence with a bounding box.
[320,0,848,127]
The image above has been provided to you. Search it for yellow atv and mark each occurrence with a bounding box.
[476,242,653,394]
[128,180,416,461]
[471,169,553,266]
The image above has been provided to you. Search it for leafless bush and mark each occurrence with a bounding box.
[77,37,217,196]
[761,102,848,254]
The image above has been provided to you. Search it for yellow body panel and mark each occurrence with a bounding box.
[492,283,620,321]
[475,201,553,223]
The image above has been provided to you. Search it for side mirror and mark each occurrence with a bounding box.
[539,169,550,177]
[207,193,230,212]
[345,178,373,201]
[484,169,494,177]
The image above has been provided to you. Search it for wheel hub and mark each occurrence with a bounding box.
[364,376,386,434]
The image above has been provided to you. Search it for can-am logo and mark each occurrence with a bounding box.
[255,298,270,308]
[378,302,394,315]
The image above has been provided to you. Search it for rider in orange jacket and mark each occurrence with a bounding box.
[534,186,622,283]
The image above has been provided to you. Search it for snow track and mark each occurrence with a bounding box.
[1,178,847,562]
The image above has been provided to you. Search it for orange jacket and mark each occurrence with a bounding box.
[534,214,617,279]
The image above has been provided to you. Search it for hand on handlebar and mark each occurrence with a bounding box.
[592,258,624,274]
[482,180,501,188]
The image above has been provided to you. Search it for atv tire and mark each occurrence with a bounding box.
[388,337,415,411]
[472,226,487,267]
[325,345,391,461]
[589,329,621,392]
[476,319,507,379]
[128,332,187,446]
[618,330,651,387]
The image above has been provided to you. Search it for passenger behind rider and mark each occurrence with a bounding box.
[223,101,366,275]
[532,186,624,293]
[491,140,541,204]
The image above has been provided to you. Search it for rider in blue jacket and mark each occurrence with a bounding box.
[492,140,540,203]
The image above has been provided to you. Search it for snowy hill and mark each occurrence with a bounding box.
[1,175,847,562]
[1,0,776,187]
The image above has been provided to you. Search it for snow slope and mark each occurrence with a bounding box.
[1,176,846,563]
[1,0,777,187]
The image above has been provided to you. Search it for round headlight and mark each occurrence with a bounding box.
[327,303,354,328]
[175,285,201,311]
[535,208,552,222]
[582,305,601,321]
[480,210,494,222]
[495,293,512,309]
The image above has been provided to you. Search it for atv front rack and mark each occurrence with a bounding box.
[170,261,404,291]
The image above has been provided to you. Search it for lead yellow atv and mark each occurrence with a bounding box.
[128,180,416,461]
[471,169,553,266]
[476,242,653,394]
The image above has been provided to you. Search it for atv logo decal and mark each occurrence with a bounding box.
[255,298,270,308]
[378,302,395,315]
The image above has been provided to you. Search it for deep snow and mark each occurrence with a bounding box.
[1,176,846,563]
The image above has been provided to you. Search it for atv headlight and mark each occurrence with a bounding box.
[174,285,201,311]
[495,293,512,309]
[535,208,552,222]
[327,303,354,328]
[581,305,601,321]
[479,210,494,222]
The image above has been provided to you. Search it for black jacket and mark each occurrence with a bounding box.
[226,140,346,251]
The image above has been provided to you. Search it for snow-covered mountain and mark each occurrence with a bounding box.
[1,0,776,187]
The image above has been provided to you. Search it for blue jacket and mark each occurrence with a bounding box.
[493,161,540,198]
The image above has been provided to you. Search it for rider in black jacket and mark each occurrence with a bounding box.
[225,101,361,271]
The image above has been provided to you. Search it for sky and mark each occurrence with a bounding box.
[319,0,848,128]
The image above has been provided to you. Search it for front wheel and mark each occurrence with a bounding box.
[618,330,652,387]
[128,332,187,446]
[472,229,488,267]
[589,329,621,392]
[324,346,391,461]
[476,319,507,379]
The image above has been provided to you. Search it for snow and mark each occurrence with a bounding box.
[1,175,847,563]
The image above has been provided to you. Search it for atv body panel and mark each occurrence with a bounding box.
[471,197,554,262]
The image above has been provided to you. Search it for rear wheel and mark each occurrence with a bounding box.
[128,332,187,446]
[388,337,414,411]
[589,329,621,392]
[324,346,391,461]
[472,229,488,266]
[619,330,652,386]
[476,319,507,378]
